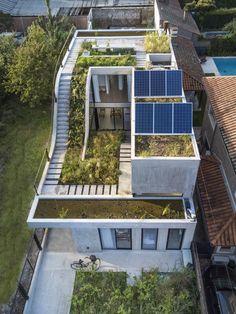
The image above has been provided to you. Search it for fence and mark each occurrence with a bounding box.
[10,229,46,314]
[191,241,209,314]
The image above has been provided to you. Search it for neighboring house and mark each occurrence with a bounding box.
[1,0,154,32]
[154,0,200,40]
[172,36,204,109]
[198,156,236,263]
[202,77,236,207]
[197,76,236,263]
[27,28,200,271]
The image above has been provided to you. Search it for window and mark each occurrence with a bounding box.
[142,229,158,250]
[166,229,185,250]
[99,228,132,250]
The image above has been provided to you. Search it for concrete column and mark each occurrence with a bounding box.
[72,228,102,253]
[92,75,101,102]
[157,228,168,251]
[127,74,132,102]
[182,223,196,249]
[105,75,110,94]
[132,228,141,250]
[118,75,124,91]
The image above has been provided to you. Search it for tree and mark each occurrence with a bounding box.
[6,24,57,107]
[0,36,16,102]
[224,18,236,36]
[0,11,13,32]
[184,0,216,11]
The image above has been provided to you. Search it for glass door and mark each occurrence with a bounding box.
[99,228,132,249]
[166,229,185,250]
[115,229,132,249]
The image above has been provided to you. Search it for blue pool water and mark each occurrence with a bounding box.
[213,58,236,76]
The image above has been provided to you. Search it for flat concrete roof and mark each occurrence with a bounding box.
[34,197,185,219]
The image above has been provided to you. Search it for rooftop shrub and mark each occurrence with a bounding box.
[144,32,170,53]
[70,268,200,314]
[135,135,194,157]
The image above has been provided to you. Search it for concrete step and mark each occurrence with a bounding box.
[120,143,131,149]
[46,173,61,180]
[120,157,131,162]
[49,163,63,169]
[47,168,62,175]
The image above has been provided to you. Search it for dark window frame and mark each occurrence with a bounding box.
[99,228,132,250]
[166,228,185,250]
[141,228,158,250]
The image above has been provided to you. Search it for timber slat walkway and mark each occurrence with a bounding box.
[41,184,118,195]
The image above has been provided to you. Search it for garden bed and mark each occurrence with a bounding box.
[70,269,200,314]
[34,198,185,219]
[60,51,136,185]
[60,131,124,185]
[135,135,194,157]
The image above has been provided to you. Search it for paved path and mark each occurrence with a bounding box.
[24,230,77,314]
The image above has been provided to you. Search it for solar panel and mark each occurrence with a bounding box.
[150,71,165,96]
[154,103,172,133]
[134,71,149,97]
[135,103,153,133]
[166,70,182,96]
[173,103,192,133]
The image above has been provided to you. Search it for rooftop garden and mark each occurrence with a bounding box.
[135,135,194,157]
[60,131,124,185]
[144,32,170,53]
[137,98,182,103]
[80,40,135,56]
[70,269,200,314]
[34,198,185,219]
[60,52,136,185]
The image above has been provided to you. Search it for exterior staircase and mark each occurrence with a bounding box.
[42,37,81,191]
[118,132,131,195]
[119,143,131,162]
[136,51,146,67]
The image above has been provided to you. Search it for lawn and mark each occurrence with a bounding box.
[0,96,51,303]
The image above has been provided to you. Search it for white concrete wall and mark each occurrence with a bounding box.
[131,158,200,197]
[70,222,196,253]
[154,0,160,30]
[147,53,171,63]
[72,228,102,252]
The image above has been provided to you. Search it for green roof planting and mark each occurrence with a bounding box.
[34,198,185,219]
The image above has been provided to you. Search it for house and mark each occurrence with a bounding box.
[198,76,236,262]
[0,0,154,32]
[27,28,200,272]
[202,76,236,206]
[171,36,204,109]
[154,0,200,40]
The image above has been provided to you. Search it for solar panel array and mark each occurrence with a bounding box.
[134,70,183,97]
[135,102,192,134]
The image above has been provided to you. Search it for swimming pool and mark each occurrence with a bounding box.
[213,57,236,76]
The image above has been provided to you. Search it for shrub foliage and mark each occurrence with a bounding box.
[71,268,200,314]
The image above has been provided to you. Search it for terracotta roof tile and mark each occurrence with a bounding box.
[197,156,236,246]
[203,76,236,174]
[172,36,204,91]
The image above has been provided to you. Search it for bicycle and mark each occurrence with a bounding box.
[71,255,101,271]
